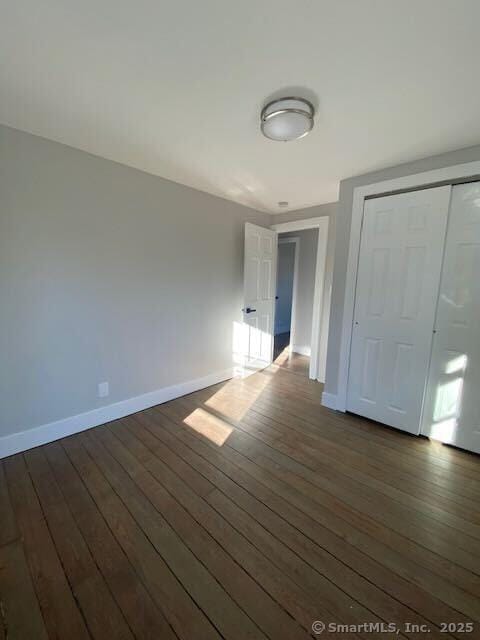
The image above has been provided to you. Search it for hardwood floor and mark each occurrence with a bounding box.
[273,332,291,360]
[1,356,479,639]
[274,344,311,376]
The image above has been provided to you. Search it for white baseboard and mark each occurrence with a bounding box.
[0,368,234,459]
[292,345,311,357]
[321,391,338,411]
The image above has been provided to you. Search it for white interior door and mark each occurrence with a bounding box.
[347,186,451,433]
[421,182,480,454]
[241,223,277,372]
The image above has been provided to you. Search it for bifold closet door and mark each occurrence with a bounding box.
[347,186,451,433]
[421,182,480,454]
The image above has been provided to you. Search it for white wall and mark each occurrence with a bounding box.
[274,242,295,335]
[0,125,270,454]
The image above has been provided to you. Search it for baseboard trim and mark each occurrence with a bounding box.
[0,368,234,459]
[292,345,311,357]
[321,391,338,411]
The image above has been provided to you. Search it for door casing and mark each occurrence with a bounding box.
[271,217,330,382]
[331,160,480,414]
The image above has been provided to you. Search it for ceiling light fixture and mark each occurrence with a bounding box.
[261,97,314,142]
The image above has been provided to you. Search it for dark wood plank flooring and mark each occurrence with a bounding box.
[1,354,479,639]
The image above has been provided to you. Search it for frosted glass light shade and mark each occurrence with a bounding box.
[261,97,314,142]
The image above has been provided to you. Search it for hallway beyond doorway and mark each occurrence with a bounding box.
[274,331,310,377]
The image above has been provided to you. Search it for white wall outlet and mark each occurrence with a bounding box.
[97,382,109,398]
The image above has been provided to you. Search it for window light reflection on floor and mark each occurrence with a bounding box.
[204,373,272,422]
[185,323,294,444]
[183,407,234,446]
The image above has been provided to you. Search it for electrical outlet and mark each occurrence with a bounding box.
[97,382,109,398]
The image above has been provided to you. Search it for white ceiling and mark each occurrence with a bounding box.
[2,1,480,213]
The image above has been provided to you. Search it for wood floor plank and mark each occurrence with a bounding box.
[214,380,480,502]
[169,393,480,576]
[227,426,480,571]
[219,372,480,483]
[192,385,480,532]
[228,365,480,478]
[79,429,270,640]
[247,374,480,486]
[24,447,135,640]
[0,540,48,640]
[238,412,480,535]
[209,406,480,603]
[106,419,364,639]
[119,414,433,636]
[3,454,90,640]
[122,418,456,636]
[172,390,480,586]
[62,434,218,640]
[43,441,177,640]
[0,462,18,547]
[251,448,480,599]
[148,403,478,630]
[111,418,333,637]
[0,356,478,639]
[91,424,317,640]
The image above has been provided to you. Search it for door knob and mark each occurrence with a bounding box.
[243,307,256,314]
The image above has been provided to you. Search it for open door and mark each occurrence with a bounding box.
[240,223,277,373]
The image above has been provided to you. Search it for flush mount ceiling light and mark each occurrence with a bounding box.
[261,97,314,142]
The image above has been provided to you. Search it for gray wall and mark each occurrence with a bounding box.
[324,144,480,395]
[7,122,476,438]
[281,228,318,353]
[0,125,270,439]
[274,242,295,335]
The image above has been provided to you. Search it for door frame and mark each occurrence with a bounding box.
[271,216,330,381]
[276,237,300,352]
[333,160,480,413]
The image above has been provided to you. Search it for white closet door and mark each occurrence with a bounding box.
[347,186,451,433]
[421,182,480,453]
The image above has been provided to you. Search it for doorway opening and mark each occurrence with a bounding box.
[239,218,330,382]
[274,236,301,366]
[272,217,331,381]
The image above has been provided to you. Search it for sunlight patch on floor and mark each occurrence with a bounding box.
[183,407,234,446]
[274,346,291,366]
[204,368,272,421]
